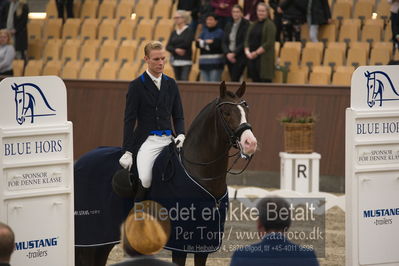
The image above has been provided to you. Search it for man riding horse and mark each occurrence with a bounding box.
[119,41,186,199]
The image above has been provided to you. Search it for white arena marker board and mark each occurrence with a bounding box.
[346,66,399,266]
[0,76,74,266]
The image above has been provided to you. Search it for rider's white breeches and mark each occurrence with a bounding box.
[136,135,172,188]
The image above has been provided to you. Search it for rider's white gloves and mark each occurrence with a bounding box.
[174,134,185,148]
[119,151,133,170]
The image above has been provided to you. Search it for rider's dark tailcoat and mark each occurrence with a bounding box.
[122,71,185,156]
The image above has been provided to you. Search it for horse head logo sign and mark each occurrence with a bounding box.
[365,70,399,108]
[11,83,56,125]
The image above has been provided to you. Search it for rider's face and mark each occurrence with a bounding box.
[145,49,166,77]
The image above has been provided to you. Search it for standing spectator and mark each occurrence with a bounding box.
[279,0,307,42]
[243,0,264,21]
[211,0,237,30]
[307,0,331,42]
[0,29,16,76]
[244,3,276,83]
[0,0,28,60]
[269,0,283,42]
[197,13,225,82]
[176,0,201,32]
[166,10,195,81]
[230,197,319,266]
[389,0,399,49]
[0,222,15,266]
[222,5,249,81]
[56,0,74,20]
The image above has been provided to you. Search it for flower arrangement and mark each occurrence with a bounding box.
[278,108,316,124]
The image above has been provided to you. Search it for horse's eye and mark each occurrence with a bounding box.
[370,85,373,88]
[18,99,22,103]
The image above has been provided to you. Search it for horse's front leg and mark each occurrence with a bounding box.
[172,250,187,266]
[194,253,208,266]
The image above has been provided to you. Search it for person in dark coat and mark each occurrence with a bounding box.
[111,201,177,266]
[55,0,74,20]
[0,0,28,60]
[279,0,306,42]
[244,2,276,82]
[166,10,195,81]
[222,5,249,81]
[0,222,15,266]
[230,197,319,266]
[269,0,283,42]
[306,0,331,42]
[119,41,185,198]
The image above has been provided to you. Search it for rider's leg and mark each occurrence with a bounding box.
[136,135,172,188]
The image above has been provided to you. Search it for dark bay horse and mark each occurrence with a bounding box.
[74,81,257,266]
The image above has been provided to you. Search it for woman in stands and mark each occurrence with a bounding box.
[0,29,16,76]
[244,2,275,83]
[166,10,195,81]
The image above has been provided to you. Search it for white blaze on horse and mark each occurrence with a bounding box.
[74,81,257,266]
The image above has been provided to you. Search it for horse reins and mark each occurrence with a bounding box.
[180,99,254,179]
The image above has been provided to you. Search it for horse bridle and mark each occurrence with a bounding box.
[181,99,254,179]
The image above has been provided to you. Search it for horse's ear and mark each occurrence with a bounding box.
[235,81,246,98]
[220,81,226,98]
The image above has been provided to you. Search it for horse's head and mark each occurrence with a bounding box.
[217,81,257,157]
[11,83,26,125]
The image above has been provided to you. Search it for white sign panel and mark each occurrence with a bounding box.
[346,66,399,266]
[0,76,67,128]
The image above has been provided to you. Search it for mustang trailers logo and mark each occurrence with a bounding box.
[11,83,56,125]
[365,71,399,108]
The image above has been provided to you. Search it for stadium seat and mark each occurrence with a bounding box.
[62,18,82,40]
[279,47,300,69]
[163,63,175,79]
[79,61,101,79]
[346,47,367,67]
[27,39,45,60]
[331,66,354,85]
[117,40,138,64]
[45,0,58,18]
[80,0,99,19]
[376,0,391,20]
[323,46,345,69]
[98,19,118,41]
[117,19,137,41]
[61,39,81,63]
[309,66,331,85]
[98,1,116,19]
[304,41,324,53]
[338,23,359,43]
[134,0,154,19]
[349,41,370,56]
[332,2,352,20]
[98,40,119,63]
[301,47,322,68]
[361,24,382,43]
[42,60,62,75]
[43,19,63,39]
[286,68,308,84]
[373,42,393,57]
[153,19,174,41]
[12,60,25,77]
[80,39,100,62]
[99,62,120,79]
[80,18,99,40]
[327,42,346,54]
[189,64,199,81]
[24,60,44,76]
[116,0,134,19]
[135,19,156,40]
[300,24,309,42]
[152,0,172,19]
[73,0,82,18]
[369,47,391,65]
[118,61,141,80]
[384,20,392,42]
[61,61,82,79]
[319,23,337,42]
[274,42,281,58]
[27,19,44,40]
[283,41,302,53]
[364,18,384,29]
[43,39,63,61]
[353,1,373,20]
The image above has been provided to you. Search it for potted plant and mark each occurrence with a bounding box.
[278,108,316,153]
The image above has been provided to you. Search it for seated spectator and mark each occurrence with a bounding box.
[111,200,176,266]
[244,3,275,83]
[0,29,15,76]
[0,0,28,60]
[166,10,195,81]
[222,5,249,81]
[211,0,237,29]
[307,0,331,42]
[196,13,224,82]
[279,0,306,42]
[0,222,15,266]
[230,197,319,266]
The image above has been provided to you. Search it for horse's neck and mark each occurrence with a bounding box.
[183,104,230,198]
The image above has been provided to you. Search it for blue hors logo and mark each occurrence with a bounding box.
[365,71,399,108]
[15,237,58,251]
[11,83,56,125]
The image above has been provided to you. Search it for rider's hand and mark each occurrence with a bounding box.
[119,151,133,170]
[174,134,185,148]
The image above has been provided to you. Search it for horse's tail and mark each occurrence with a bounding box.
[21,83,56,111]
